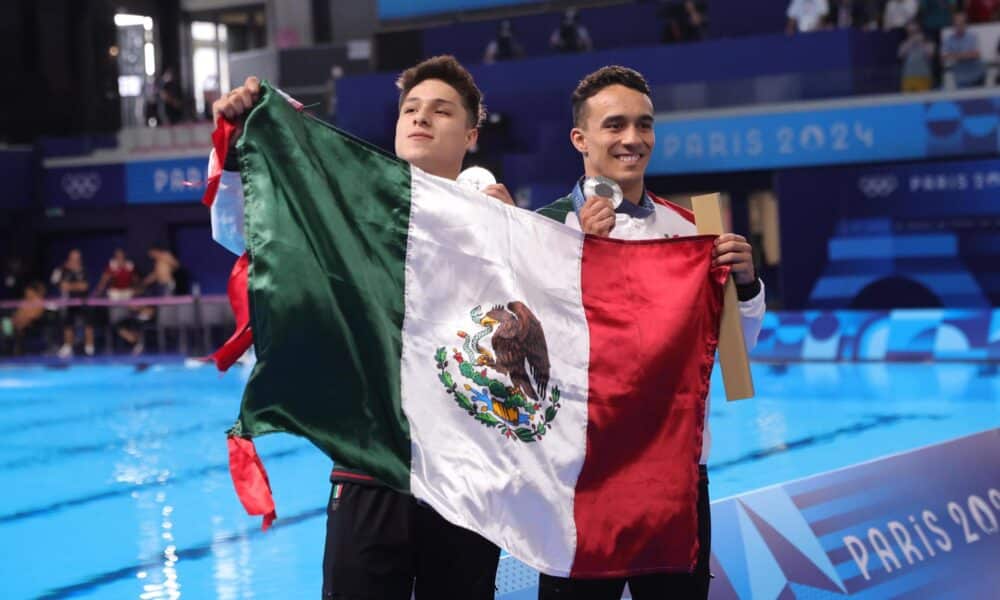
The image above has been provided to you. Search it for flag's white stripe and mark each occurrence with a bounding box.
[401,167,591,576]
[206,147,246,256]
[210,168,246,255]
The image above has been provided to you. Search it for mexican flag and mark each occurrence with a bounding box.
[208,83,729,578]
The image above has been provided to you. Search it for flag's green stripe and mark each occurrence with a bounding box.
[536,196,574,224]
[237,83,412,491]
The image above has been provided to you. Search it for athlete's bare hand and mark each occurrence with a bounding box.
[211,76,261,148]
[713,233,756,285]
[579,196,615,237]
[482,183,515,206]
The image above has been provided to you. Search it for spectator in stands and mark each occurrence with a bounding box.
[142,244,180,296]
[942,12,987,87]
[899,20,936,91]
[95,248,137,301]
[550,8,593,53]
[786,0,830,33]
[659,1,707,43]
[51,248,94,357]
[484,20,525,64]
[1,281,47,356]
[967,0,1000,23]
[825,0,878,29]
[884,0,919,31]
[157,67,185,125]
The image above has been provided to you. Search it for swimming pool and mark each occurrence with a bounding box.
[1,360,996,599]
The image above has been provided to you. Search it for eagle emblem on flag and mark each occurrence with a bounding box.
[435,302,562,442]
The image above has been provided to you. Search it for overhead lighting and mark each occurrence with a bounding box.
[145,43,156,76]
[115,13,148,27]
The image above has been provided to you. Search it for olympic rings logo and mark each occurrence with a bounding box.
[60,172,103,200]
[857,175,898,198]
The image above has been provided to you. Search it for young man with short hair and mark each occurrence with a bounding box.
[536,65,766,599]
[212,55,511,599]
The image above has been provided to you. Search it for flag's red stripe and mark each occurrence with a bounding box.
[202,117,238,207]
[201,116,254,372]
[209,252,253,371]
[227,435,276,530]
[571,235,727,578]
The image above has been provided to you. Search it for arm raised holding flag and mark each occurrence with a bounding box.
[205,56,513,600]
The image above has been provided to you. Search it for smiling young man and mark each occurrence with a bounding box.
[212,55,509,599]
[535,66,766,599]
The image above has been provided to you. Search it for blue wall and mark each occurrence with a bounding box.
[172,224,236,295]
[379,0,535,20]
[396,1,796,60]
[709,0,788,39]
[0,149,35,209]
[338,30,900,192]
[382,0,792,41]
[420,3,663,65]
[43,232,129,294]
[777,157,1000,310]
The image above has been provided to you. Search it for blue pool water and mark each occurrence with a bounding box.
[0,360,997,599]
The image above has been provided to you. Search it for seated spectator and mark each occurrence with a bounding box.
[1,282,47,355]
[942,12,987,88]
[787,0,829,33]
[141,244,180,296]
[484,20,524,64]
[967,0,1000,23]
[51,248,94,357]
[884,0,919,32]
[825,0,877,29]
[659,1,707,43]
[550,8,593,53]
[157,67,185,125]
[899,21,936,91]
[95,248,138,301]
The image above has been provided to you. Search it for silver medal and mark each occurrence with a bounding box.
[583,176,623,209]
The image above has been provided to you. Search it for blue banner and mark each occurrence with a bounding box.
[379,0,535,20]
[43,163,126,207]
[752,309,1000,361]
[709,429,1000,598]
[0,149,34,209]
[776,156,1000,309]
[125,157,206,204]
[649,96,1000,174]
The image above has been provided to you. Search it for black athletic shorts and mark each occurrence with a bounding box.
[322,481,501,599]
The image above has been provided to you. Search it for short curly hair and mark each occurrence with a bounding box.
[571,65,652,126]
[396,55,486,128]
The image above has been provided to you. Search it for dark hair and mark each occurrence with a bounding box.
[571,65,652,126]
[396,55,486,128]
